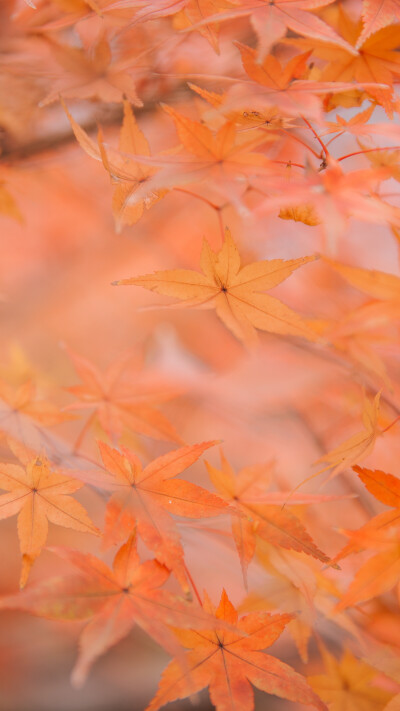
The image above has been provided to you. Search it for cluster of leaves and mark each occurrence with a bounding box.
[1,0,400,710]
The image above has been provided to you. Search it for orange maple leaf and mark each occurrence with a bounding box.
[324,257,400,302]
[314,391,381,481]
[41,35,142,106]
[323,258,400,335]
[206,451,332,585]
[188,81,295,131]
[146,588,327,711]
[0,535,230,687]
[155,104,273,204]
[220,43,364,122]
[185,0,355,58]
[114,228,318,345]
[109,101,165,230]
[0,439,99,588]
[358,0,400,47]
[288,8,399,115]
[308,645,394,710]
[174,0,233,52]
[62,100,167,231]
[0,377,73,430]
[73,439,225,592]
[334,466,400,611]
[254,158,400,251]
[65,348,183,446]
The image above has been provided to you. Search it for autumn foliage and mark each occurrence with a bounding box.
[1,0,400,710]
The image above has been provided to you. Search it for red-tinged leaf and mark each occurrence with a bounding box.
[354,465,400,508]
[335,547,400,611]
[65,347,183,444]
[333,508,400,564]
[206,452,331,585]
[91,440,225,591]
[286,11,400,115]
[182,0,356,56]
[0,539,234,686]
[146,589,327,711]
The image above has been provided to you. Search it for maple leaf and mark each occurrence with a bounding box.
[358,141,400,182]
[206,451,332,585]
[146,588,327,711]
[324,257,400,302]
[173,0,233,53]
[0,377,75,453]
[333,465,400,564]
[155,104,274,205]
[73,440,226,592]
[311,315,393,388]
[358,0,400,47]
[108,101,165,231]
[0,377,72,429]
[279,204,321,226]
[336,543,400,612]
[114,228,319,345]
[313,391,381,481]
[0,536,232,687]
[217,43,365,122]
[0,438,99,588]
[244,545,359,663]
[253,160,400,254]
[323,102,400,142]
[355,465,400,509]
[184,0,355,59]
[308,645,394,711]
[65,348,183,446]
[41,35,142,106]
[287,8,400,115]
[188,81,296,132]
[323,258,400,333]
[277,164,321,227]
[104,0,187,22]
[333,466,400,610]
[62,100,167,229]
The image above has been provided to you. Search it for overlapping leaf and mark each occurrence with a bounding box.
[0,536,234,687]
[73,439,226,591]
[206,451,332,584]
[146,589,327,711]
[65,348,182,445]
[335,465,400,610]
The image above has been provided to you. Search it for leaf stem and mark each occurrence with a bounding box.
[174,187,226,243]
[338,146,400,162]
[277,127,321,159]
[381,414,400,434]
[300,115,330,159]
[183,562,203,607]
[72,411,96,455]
